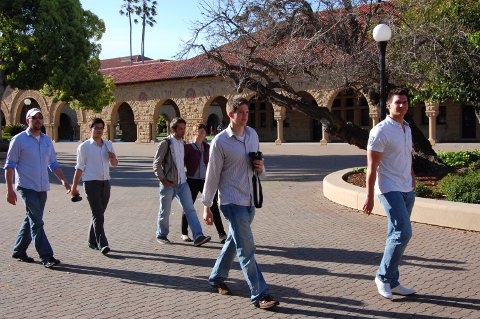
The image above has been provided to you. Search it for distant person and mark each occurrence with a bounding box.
[4,108,71,268]
[363,88,417,299]
[181,123,227,243]
[153,117,211,247]
[216,123,224,134]
[202,96,279,309]
[71,118,118,255]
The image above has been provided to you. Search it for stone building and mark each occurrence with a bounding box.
[1,55,479,145]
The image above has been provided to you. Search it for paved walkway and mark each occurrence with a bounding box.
[1,142,479,319]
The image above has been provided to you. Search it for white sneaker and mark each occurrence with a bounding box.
[375,277,393,299]
[391,284,416,296]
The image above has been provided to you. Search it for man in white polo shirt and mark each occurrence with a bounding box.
[363,88,417,299]
[71,118,118,255]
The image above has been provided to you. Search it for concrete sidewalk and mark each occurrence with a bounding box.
[0,142,479,318]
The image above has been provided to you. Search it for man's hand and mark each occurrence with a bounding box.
[62,180,72,193]
[253,159,264,174]
[161,179,174,187]
[362,195,374,215]
[70,188,80,197]
[203,206,213,225]
[6,189,17,205]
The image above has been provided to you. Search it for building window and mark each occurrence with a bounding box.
[360,108,370,126]
[437,105,447,125]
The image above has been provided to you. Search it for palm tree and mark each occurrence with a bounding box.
[134,0,158,63]
[119,0,139,65]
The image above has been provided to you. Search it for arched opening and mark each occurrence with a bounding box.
[57,104,79,141]
[330,88,369,142]
[248,95,275,141]
[20,98,45,133]
[1,110,5,128]
[153,100,180,141]
[295,91,319,142]
[206,97,228,136]
[115,102,137,142]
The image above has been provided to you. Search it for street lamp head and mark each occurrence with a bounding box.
[373,24,392,42]
[24,98,32,106]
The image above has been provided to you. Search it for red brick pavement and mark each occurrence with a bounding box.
[0,142,479,318]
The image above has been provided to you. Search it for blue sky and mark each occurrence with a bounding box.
[80,0,203,60]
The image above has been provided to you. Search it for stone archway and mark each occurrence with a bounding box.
[115,102,137,142]
[205,96,228,135]
[54,103,80,141]
[247,95,275,142]
[152,99,180,141]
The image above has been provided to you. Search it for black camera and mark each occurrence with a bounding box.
[71,194,82,202]
[249,151,263,169]
[248,151,263,161]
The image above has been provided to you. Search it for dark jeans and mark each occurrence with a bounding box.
[14,187,54,261]
[182,178,226,237]
[84,180,111,249]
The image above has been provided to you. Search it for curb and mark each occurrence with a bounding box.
[323,168,480,232]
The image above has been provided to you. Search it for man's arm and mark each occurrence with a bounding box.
[362,150,382,215]
[5,168,17,205]
[153,140,171,185]
[53,168,71,193]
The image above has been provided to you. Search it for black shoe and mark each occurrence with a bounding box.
[157,236,171,244]
[193,235,211,247]
[255,295,280,309]
[42,257,61,269]
[88,243,98,250]
[100,246,110,255]
[12,253,34,263]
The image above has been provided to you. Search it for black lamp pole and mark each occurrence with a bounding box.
[378,41,387,120]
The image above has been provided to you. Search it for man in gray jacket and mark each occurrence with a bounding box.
[153,117,211,247]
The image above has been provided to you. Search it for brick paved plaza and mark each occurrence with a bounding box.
[1,142,479,319]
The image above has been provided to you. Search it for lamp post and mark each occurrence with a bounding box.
[373,24,392,120]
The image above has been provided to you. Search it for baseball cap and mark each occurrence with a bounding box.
[26,108,42,119]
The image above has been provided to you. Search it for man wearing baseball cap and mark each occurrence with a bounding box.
[4,107,71,268]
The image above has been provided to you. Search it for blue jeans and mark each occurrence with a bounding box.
[13,187,54,261]
[377,191,415,288]
[208,204,268,304]
[156,182,204,240]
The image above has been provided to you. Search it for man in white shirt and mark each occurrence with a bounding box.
[363,88,417,299]
[71,118,118,255]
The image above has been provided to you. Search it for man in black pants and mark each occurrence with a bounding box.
[71,118,118,255]
[182,123,227,243]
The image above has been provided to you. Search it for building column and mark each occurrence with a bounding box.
[370,108,380,127]
[425,101,439,146]
[44,124,55,141]
[320,123,330,145]
[273,106,286,145]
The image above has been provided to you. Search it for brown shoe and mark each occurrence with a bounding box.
[255,295,279,309]
[212,283,232,295]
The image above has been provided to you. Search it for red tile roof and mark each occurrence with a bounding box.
[100,54,217,84]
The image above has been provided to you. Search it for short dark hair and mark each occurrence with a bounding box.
[387,88,410,104]
[227,96,249,114]
[194,123,207,131]
[90,118,105,129]
[170,117,186,130]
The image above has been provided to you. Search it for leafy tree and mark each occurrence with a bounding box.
[120,0,139,65]
[391,0,480,122]
[0,0,115,121]
[134,0,158,63]
[180,0,449,176]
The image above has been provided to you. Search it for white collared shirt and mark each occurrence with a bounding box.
[367,116,413,194]
[75,138,116,181]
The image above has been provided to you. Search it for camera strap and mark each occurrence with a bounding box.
[252,172,263,208]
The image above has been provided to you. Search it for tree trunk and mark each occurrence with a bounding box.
[236,76,452,177]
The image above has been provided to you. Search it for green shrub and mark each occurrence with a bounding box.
[437,150,480,168]
[352,167,367,174]
[437,170,480,204]
[415,182,432,198]
[3,123,27,137]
